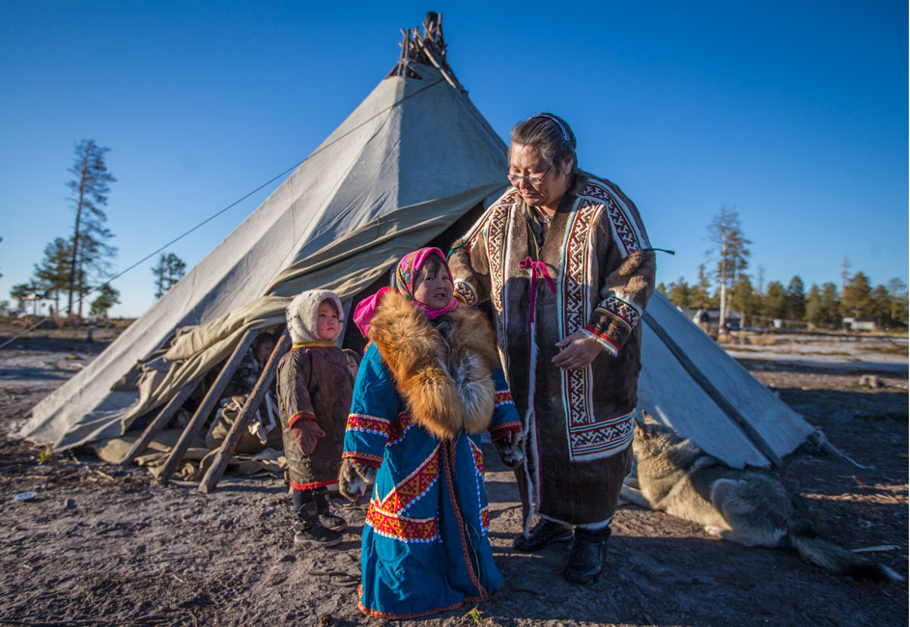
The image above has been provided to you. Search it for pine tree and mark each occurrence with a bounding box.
[152,253,187,298]
[819,282,841,327]
[763,281,787,322]
[33,237,73,316]
[785,276,806,324]
[886,277,908,329]
[89,284,121,319]
[66,140,117,318]
[842,272,873,318]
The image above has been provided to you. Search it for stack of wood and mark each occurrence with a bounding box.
[118,328,290,494]
[389,12,465,92]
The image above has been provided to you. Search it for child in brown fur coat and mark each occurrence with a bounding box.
[276,289,354,548]
[338,247,521,619]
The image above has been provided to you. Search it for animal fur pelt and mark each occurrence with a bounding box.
[631,420,901,582]
[368,290,499,441]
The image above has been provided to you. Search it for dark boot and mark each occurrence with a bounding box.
[563,526,611,584]
[293,502,342,548]
[315,489,347,532]
[513,519,573,553]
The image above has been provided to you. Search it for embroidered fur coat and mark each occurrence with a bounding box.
[449,172,656,528]
[342,290,520,619]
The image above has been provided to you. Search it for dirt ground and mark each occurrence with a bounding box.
[0,327,907,627]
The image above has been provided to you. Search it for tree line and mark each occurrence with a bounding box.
[659,206,909,331]
[3,140,186,319]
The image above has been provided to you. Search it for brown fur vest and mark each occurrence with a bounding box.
[367,290,500,441]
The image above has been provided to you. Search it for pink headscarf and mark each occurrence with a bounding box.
[353,247,457,337]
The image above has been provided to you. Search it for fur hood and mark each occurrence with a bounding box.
[368,290,500,440]
[286,289,344,343]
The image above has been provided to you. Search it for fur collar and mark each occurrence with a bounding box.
[368,290,500,440]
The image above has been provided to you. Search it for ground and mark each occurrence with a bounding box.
[0,326,906,627]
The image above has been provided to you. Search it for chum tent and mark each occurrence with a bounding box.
[18,15,818,474]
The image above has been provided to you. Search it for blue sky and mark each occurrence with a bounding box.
[1,1,906,317]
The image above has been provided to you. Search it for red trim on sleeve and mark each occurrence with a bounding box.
[288,411,316,430]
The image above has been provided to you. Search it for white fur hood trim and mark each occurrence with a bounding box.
[286,289,344,343]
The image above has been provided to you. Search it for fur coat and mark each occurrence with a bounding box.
[449,172,656,527]
[342,290,520,619]
[276,290,353,490]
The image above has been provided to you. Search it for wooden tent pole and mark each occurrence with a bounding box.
[157,329,259,484]
[118,380,201,466]
[198,332,290,494]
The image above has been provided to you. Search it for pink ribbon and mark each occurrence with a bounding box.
[519,257,556,323]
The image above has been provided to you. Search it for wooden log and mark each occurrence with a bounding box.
[118,380,201,466]
[157,329,259,484]
[198,332,290,494]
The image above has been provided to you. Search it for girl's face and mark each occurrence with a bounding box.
[316,301,341,341]
[412,263,453,309]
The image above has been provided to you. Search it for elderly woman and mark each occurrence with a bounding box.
[449,113,656,584]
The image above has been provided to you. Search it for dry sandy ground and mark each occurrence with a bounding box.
[0,329,907,626]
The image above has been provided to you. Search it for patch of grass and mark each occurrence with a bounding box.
[464,606,485,625]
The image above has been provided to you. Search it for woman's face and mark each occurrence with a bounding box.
[508,143,571,212]
[412,263,453,309]
[316,301,341,341]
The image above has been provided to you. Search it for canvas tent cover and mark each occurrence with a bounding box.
[18,42,816,471]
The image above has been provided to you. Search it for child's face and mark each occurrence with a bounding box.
[412,264,453,309]
[254,339,276,361]
[316,301,341,341]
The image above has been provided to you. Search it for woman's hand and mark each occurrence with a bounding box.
[552,330,602,370]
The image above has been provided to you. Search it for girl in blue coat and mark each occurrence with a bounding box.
[338,247,521,619]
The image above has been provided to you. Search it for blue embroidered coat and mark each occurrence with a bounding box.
[343,290,520,619]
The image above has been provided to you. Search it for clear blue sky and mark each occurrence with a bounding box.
[1,1,906,318]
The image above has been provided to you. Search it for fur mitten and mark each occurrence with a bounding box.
[338,458,377,501]
[492,430,524,467]
[290,417,326,455]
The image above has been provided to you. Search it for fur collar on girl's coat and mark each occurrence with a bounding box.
[367,289,500,441]
[286,290,344,343]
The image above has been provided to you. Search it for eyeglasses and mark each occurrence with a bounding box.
[507,166,551,186]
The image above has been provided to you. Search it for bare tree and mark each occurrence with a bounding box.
[705,205,751,330]
[66,140,117,318]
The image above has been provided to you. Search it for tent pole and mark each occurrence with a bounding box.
[118,380,201,466]
[157,329,259,484]
[643,312,785,467]
[198,331,290,494]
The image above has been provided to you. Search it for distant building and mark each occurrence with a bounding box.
[842,317,877,332]
[677,307,741,329]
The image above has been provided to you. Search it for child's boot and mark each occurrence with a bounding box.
[315,489,348,532]
[293,498,342,547]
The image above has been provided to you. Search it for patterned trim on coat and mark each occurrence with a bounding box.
[468,438,490,535]
[453,280,478,307]
[594,295,641,333]
[494,390,515,407]
[582,181,643,256]
[374,444,440,516]
[365,444,440,543]
[290,478,338,491]
[559,199,601,461]
[365,508,438,543]
[346,413,391,438]
[341,451,383,467]
[567,410,635,459]
[388,412,413,445]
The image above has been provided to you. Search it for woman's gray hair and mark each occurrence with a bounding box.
[510,112,578,177]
